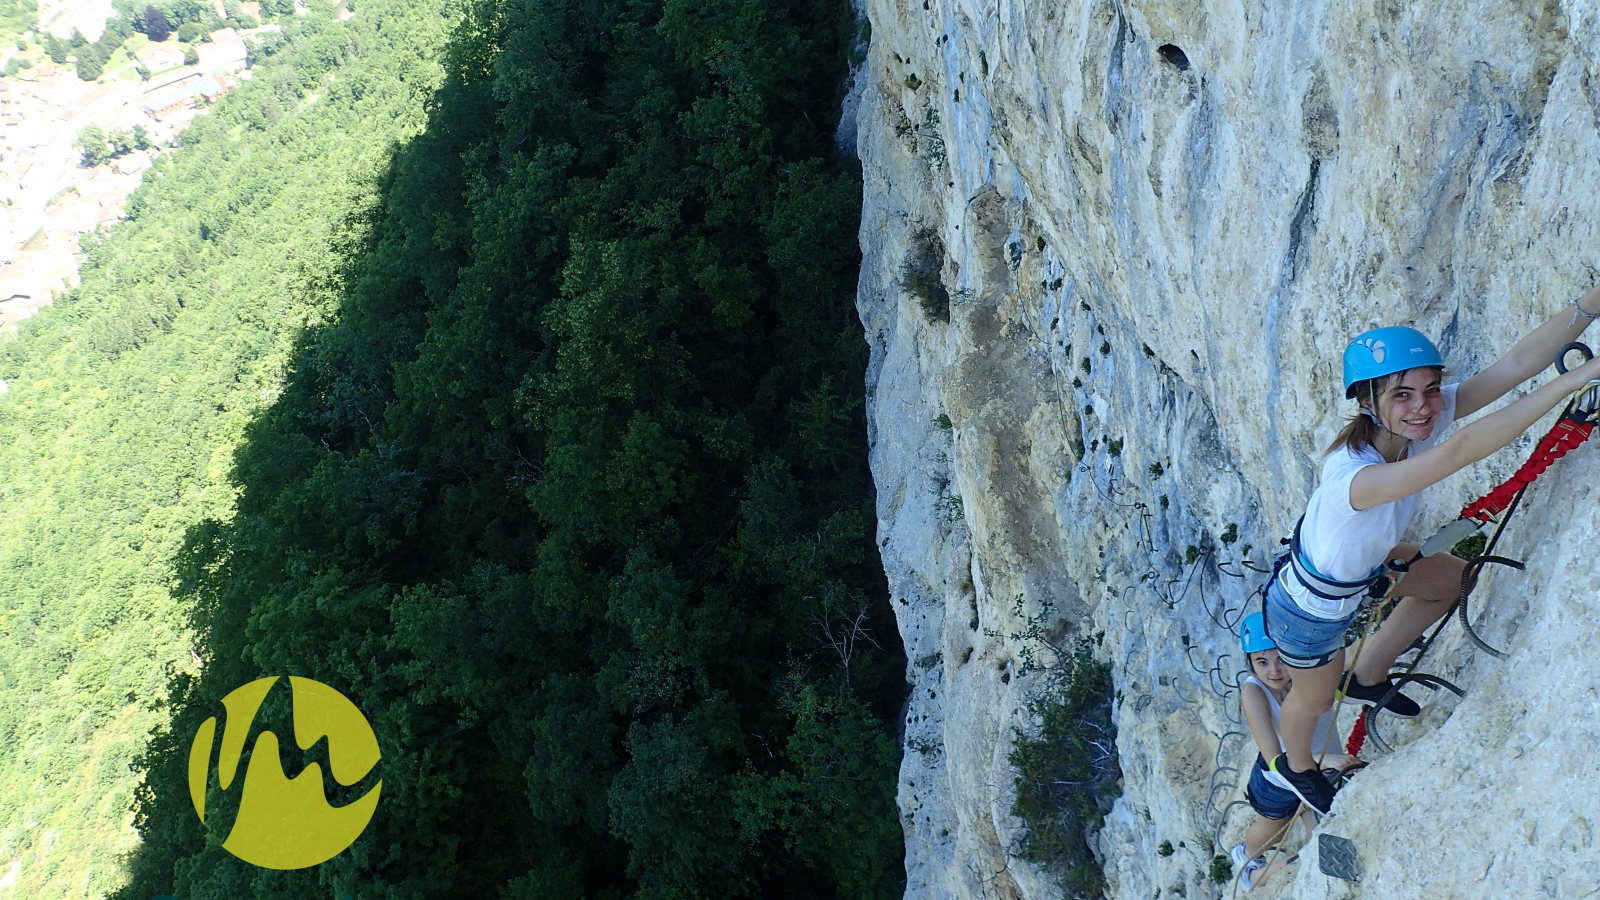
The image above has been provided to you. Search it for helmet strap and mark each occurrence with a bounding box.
[1364,382,1407,455]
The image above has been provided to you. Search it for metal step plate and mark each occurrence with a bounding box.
[1318,833,1361,882]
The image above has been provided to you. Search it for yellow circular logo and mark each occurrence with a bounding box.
[186,676,382,869]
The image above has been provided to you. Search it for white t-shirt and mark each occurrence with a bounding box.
[1243,675,1341,789]
[1285,383,1460,619]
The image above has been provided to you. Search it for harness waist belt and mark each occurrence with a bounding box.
[1286,516,1385,601]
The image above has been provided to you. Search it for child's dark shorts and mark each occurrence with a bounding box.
[1245,755,1301,820]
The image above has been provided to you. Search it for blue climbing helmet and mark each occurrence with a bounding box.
[1240,611,1275,656]
[1342,326,1444,398]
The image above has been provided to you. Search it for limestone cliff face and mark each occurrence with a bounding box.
[854,1,1600,897]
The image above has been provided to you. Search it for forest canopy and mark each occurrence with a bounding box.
[0,0,900,892]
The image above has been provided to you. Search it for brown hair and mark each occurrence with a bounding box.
[1324,367,1444,456]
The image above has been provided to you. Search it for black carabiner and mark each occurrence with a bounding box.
[1554,341,1593,374]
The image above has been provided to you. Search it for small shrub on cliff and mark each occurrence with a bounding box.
[903,227,950,323]
[1010,643,1120,898]
[1452,530,1488,559]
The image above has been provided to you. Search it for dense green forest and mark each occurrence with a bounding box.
[0,0,902,892]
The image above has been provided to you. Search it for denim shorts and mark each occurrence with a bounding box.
[1262,574,1356,669]
[1245,754,1301,820]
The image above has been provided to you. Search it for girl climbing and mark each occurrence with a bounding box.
[1229,612,1358,891]
[1267,287,1600,814]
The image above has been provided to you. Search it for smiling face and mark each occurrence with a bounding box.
[1249,648,1290,694]
[1371,367,1444,441]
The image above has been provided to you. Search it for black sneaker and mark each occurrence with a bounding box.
[1341,673,1422,718]
[1271,754,1337,815]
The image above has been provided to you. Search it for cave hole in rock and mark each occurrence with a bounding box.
[1157,43,1190,71]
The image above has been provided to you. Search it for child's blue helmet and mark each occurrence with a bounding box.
[1240,611,1275,655]
[1342,326,1443,398]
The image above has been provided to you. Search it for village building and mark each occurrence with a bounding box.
[198,31,249,73]
[143,75,226,122]
[134,42,187,74]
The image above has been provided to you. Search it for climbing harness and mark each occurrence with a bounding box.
[1283,517,1390,602]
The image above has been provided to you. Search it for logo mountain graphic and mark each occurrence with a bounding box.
[186,676,382,869]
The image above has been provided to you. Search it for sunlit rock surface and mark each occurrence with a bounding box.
[855,1,1600,897]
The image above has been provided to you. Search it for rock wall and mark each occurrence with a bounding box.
[854,1,1600,897]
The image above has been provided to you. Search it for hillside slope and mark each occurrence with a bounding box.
[0,2,465,895]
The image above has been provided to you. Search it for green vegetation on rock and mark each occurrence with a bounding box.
[1010,645,1121,898]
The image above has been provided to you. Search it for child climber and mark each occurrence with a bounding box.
[1268,287,1600,815]
[1230,612,1357,891]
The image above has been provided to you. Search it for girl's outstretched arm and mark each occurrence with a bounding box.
[1351,354,1600,510]
[1456,283,1600,418]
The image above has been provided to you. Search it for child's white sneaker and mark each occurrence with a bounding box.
[1229,843,1269,891]
[1239,856,1268,891]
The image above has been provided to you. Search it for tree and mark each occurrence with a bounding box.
[74,50,103,81]
[144,5,171,41]
[107,128,135,157]
[168,0,205,25]
[68,26,86,47]
[181,43,197,65]
[44,32,68,63]
[74,124,109,165]
[132,124,152,149]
